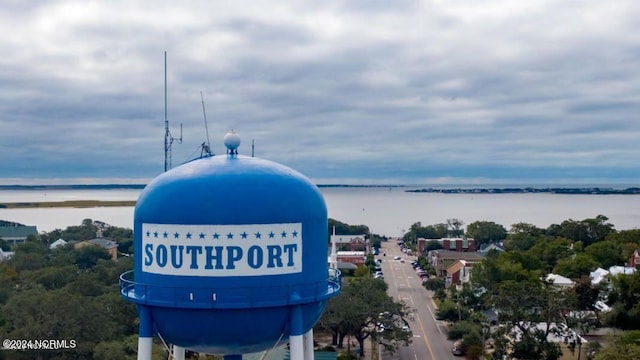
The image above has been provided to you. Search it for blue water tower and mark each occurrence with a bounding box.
[120,132,341,360]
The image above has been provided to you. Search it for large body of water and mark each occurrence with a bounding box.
[1,187,639,236]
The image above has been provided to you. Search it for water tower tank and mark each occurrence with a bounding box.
[120,133,341,357]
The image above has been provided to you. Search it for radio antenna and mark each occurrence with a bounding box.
[200,91,213,157]
[164,51,182,171]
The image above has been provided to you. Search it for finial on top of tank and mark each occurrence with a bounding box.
[224,130,241,155]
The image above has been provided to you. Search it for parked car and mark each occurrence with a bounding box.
[452,341,465,356]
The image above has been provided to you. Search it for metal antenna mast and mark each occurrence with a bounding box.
[164,51,182,171]
[200,91,213,157]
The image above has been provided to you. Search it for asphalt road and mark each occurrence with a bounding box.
[378,241,459,360]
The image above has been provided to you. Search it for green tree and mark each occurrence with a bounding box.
[512,222,543,236]
[528,237,574,272]
[74,245,112,270]
[604,271,640,330]
[328,219,370,237]
[447,218,465,237]
[25,265,78,290]
[354,265,370,277]
[554,253,599,280]
[403,222,448,245]
[606,229,640,245]
[447,321,480,341]
[491,279,575,360]
[369,235,383,251]
[605,229,640,260]
[320,277,411,356]
[472,253,539,292]
[435,300,470,322]
[505,223,545,252]
[423,241,444,252]
[594,331,640,360]
[571,276,601,311]
[557,215,614,247]
[466,221,507,246]
[584,241,625,269]
[59,218,99,241]
[364,253,376,272]
[423,277,444,291]
[0,221,141,360]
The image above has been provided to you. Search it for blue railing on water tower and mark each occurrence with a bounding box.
[119,269,341,309]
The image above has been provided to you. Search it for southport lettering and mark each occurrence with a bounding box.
[141,223,303,276]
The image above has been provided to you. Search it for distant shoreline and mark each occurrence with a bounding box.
[0,184,407,191]
[407,187,640,195]
[0,200,136,209]
[0,184,146,190]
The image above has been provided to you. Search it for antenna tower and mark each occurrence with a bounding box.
[164,51,182,172]
[200,91,213,157]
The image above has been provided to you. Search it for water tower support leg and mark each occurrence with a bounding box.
[303,328,314,360]
[290,304,305,360]
[172,345,185,360]
[137,305,153,360]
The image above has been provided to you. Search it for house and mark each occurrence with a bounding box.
[418,237,476,253]
[608,265,636,276]
[589,267,610,285]
[49,238,68,250]
[445,259,479,288]
[629,249,640,268]
[335,251,366,266]
[589,265,636,287]
[427,250,484,277]
[74,238,118,261]
[329,234,367,251]
[477,242,505,255]
[0,223,38,246]
[545,273,575,288]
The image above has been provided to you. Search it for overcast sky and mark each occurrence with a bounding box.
[1,1,639,185]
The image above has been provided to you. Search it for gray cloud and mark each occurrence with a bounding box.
[1,0,639,185]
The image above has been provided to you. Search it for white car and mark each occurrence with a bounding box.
[393,256,401,260]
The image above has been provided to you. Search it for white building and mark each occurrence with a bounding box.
[49,238,68,249]
[608,265,636,276]
[589,267,610,285]
[545,273,575,288]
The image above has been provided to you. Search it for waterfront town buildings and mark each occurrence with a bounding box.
[330,234,367,251]
[426,249,484,281]
[417,237,476,253]
[0,222,38,246]
[72,230,119,261]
